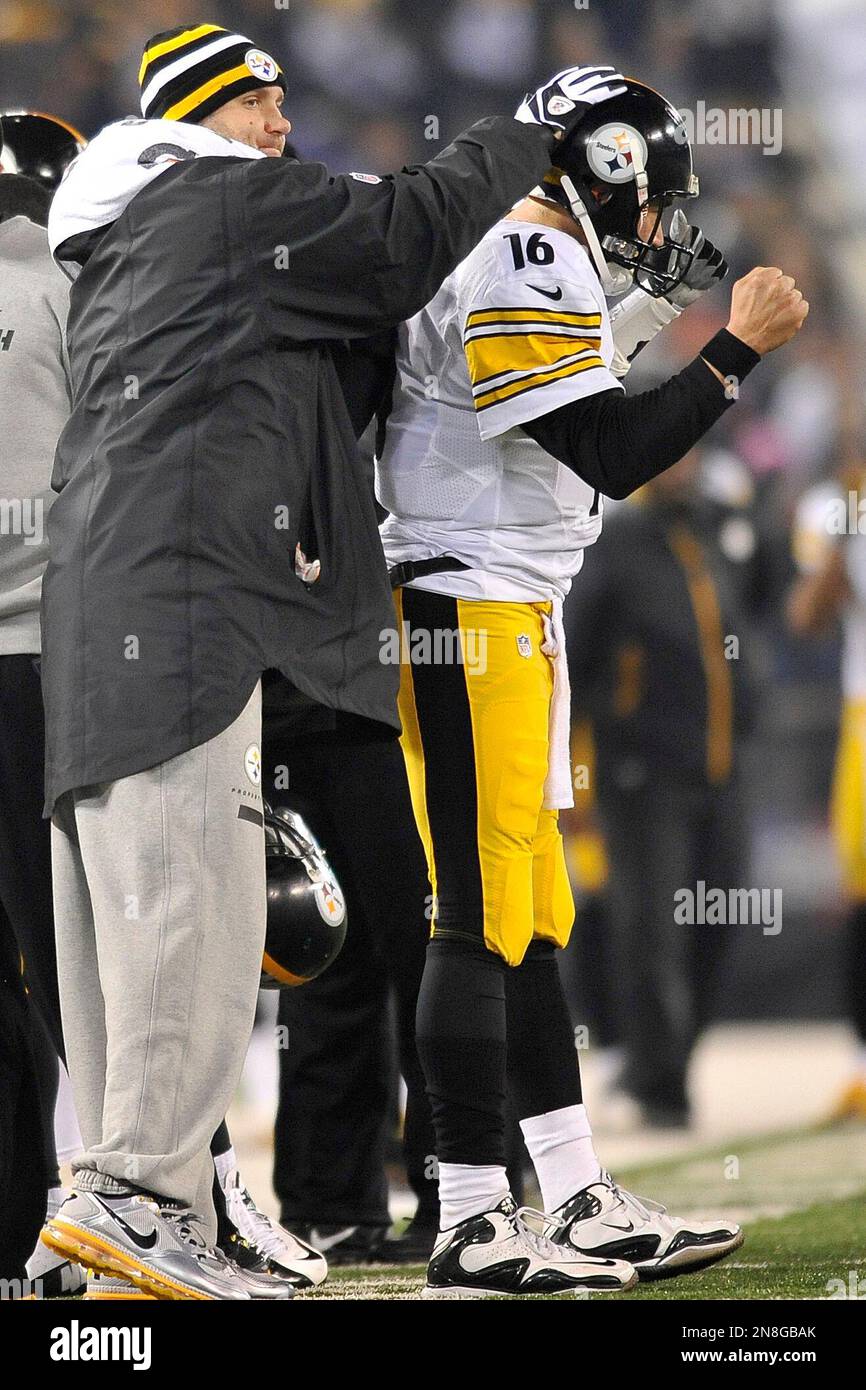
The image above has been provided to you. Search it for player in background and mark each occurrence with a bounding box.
[0,111,81,1295]
[565,444,772,1130]
[788,457,866,1120]
[377,76,808,1297]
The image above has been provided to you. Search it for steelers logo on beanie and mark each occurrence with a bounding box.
[139,23,286,125]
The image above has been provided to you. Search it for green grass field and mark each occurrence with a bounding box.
[299,1123,866,1301]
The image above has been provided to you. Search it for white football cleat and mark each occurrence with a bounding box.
[553,1172,743,1280]
[25,1189,86,1298]
[223,1169,328,1288]
[422,1195,637,1298]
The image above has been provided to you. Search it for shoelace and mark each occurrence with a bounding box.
[510,1205,567,1261]
[158,1206,209,1253]
[226,1184,288,1262]
[604,1173,667,1224]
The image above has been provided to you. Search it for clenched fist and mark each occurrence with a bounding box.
[727,267,809,355]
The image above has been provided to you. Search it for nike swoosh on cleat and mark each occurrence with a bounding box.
[600,1219,635,1233]
[90,1195,159,1250]
[527,285,563,301]
[309,1226,358,1252]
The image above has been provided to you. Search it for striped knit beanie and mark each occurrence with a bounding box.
[139,23,286,125]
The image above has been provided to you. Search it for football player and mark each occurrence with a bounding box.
[788,463,866,1121]
[377,72,808,1297]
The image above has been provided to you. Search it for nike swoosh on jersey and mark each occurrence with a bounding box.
[527,284,564,301]
[91,1195,159,1249]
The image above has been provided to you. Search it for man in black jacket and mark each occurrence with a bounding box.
[565,449,769,1126]
[39,22,622,1298]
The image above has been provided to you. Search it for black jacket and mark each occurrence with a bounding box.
[41,118,553,813]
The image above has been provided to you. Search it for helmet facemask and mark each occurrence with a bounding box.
[602,200,700,299]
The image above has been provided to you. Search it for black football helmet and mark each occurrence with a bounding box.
[0,111,85,191]
[540,78,699,298]
[262,801,347,988]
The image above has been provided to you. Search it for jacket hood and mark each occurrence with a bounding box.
[48,115,264,265]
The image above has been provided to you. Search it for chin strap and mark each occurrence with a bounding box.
[557,172,631,295]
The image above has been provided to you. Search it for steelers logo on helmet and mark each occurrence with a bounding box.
[262,803,348,989]
[315,879,346,928]
[586,123,648,185]
[243,743,261,786]
[245,48,279,83]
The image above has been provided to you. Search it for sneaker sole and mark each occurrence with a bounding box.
[84,1286,157,1301]
[421,1269,638,1299]
[41,1218,214,1301]
[636,1229,744,1281]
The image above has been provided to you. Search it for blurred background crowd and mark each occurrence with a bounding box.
[3,0,866,1128]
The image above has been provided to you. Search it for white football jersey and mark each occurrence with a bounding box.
[376,217,623,602]
[793,483,866,700]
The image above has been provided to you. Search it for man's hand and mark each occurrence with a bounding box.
[665,214,728,308]
[727,266,809,355]
[516,65,627,140]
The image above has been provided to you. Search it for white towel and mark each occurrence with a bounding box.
[540,597,574,810]
[48,116,264,267]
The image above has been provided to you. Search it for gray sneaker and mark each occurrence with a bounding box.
[227,1260,294,1300]
[42,1190,252,1300]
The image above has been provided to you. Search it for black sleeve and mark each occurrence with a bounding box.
[521,336,760,500]
[330,328,397,438]
[241,117,555,338]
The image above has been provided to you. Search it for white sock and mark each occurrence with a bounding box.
[520,1103,602,1213]
[437,1163,509,1231]
[213,1145,238,1190]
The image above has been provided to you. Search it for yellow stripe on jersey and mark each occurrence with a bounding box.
[474,353,604,412]
[466,331,603,390]
[466,307,602,333]
[138,23,224,84]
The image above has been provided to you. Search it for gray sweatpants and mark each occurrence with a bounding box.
[51,683,265,1240]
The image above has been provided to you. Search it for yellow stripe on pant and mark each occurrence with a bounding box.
[394,588,574,966]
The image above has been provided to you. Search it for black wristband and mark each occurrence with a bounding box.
[699,328,761,385]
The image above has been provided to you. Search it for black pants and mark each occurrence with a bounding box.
[597,769,745,1108]
[0,656,63,1057]
[0,942,49,1278]
[0,654,59,1272]
[269,732,439,1228]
